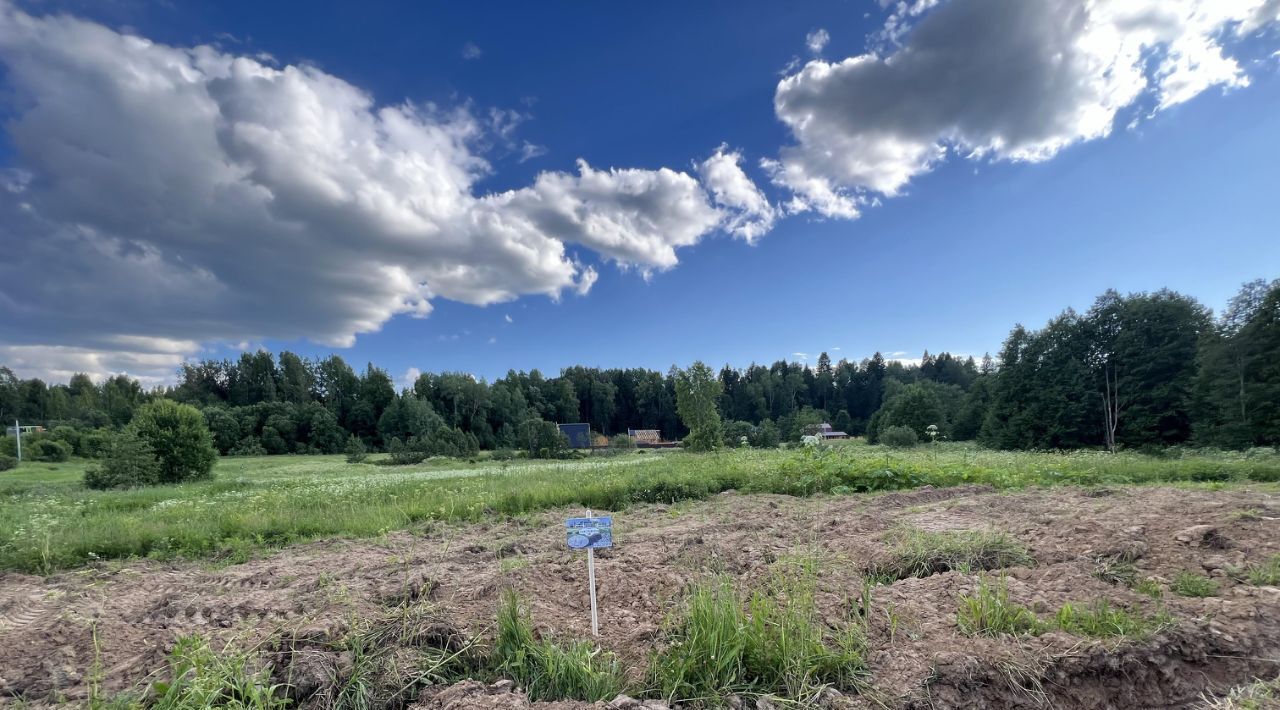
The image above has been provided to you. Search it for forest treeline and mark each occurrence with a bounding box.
[2,279,1277,458]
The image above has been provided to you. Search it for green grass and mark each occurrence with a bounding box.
[956,577,1044,637]
[1230,555,1280,586]
[1053,601,1170,639]
[869,528,1033,582]
[959,577,1168,639]
[648,559,867,705]
[494,590,627,702]
[3,444,1279,573]
[1172,571,1220,597]
[147,635,287,710]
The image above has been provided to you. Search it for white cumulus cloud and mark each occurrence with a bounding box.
[772,0,1280,217]
[806,28,830,54]
[0,4,775,382]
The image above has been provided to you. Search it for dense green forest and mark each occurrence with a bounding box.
[3,280,1278,459]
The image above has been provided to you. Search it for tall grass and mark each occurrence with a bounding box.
[959,576,1170,639]
[3,444,1278,573]
[494,590,627,702]
[649,560,867,704]
[148,635,287,710]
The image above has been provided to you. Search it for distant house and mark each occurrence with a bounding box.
[627,428,678,448]
[817,423,849,440]
[4,425,44,437]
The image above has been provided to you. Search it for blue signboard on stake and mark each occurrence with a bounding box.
[566,516,613,549]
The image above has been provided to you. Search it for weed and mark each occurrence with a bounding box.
[649,562,867,705]
[149,635,287,710]
[1172,571,1219,597]
[494,590,627,702]
[956,577,1043,637]
[870,528,1033,582]
[1229,555,1280,586]
[1200,675,1280,709]
[1053,601,1170,639]
[1093,555,1138,587]
[1133,578,1164,599]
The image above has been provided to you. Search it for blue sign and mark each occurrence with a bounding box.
[566,516,613,549]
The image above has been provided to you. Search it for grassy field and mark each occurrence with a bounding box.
[2,443,1278,574]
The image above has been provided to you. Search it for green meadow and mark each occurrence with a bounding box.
[3,443,1278,574]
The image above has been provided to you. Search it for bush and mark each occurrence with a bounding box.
[880,425,919,448]
[77,428,113,458]
[49,425,82,452]
[31,439,73,462]
[609,434,636,451]
[129,400,217,484]
[0,455,16,471]
[344,434,368,463]
[83,430,161,490]
[229,436,268,457]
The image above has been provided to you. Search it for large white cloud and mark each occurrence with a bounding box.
[0,4,774,382]
[772,0,1280,217]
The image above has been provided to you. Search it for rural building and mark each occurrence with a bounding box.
[627,428,678,448]
[4,425,44,437]
[817,423,849,440]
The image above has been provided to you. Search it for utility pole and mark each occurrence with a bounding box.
[13,420,20,463]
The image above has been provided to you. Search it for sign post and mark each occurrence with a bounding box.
[565,511,612,636]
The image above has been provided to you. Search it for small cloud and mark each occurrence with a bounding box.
[437,333,460,342]
[504,314,513,323]
[806,28,830,54]
[487,336,497,345]
[401,367,421,387]
[518,141,548,163]
[830,346,841,351]
[792,351,810,362]
[461,42,482,60]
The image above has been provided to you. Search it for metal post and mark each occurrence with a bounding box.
[13,420,20,463]
[586,508,599,636]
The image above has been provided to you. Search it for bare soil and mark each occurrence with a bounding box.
[2,485,1279,708]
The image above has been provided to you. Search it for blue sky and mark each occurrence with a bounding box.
[1,0,1278,384]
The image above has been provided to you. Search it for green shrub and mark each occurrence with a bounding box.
[880,425,919,448]
[229,436,268,457]
[344,434,368,463]
[84,430,161,490]
[957,577,1042,637]
[494,590,626,702]
[1172,571,1218,597]
[130,400,217,483]
[149,635,286,710]
[78,428,114,458]
[31,439,73,462]
[609,433,636,451]
[0,454,16,471]
[649,563,867,704]
[870,529,1032,581]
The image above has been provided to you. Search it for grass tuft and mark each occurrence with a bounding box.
[494,590,627,702]
[1230,555,1280,586]
[870,528,1033,582]
[1172,571,1219,597]
[956,577,1043,637]
[149,635,286,710]
[648,560,867,705]
[1053,601,1170,639]
[1199,675,1280,709]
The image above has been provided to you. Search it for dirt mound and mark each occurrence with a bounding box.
[2,485,1278,708]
